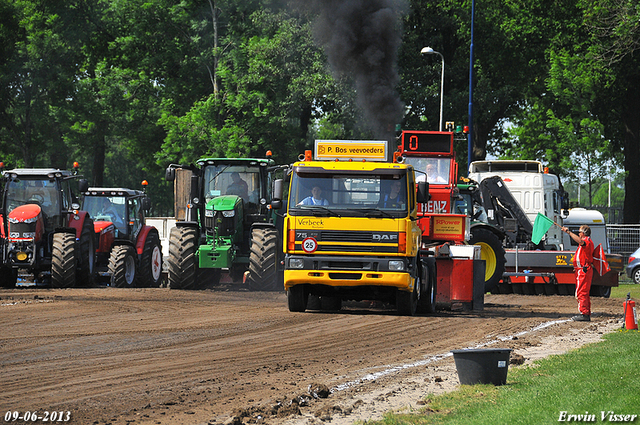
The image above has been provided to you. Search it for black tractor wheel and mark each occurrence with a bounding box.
[0,266,17,288]
[167,226,198,289]
[77,216,95,287]
[469,228,506,293]
[246,227,279,291]
[51,232,76,288]
[138,231,163,287]
[287,285,308,312]
[109,245,137,288]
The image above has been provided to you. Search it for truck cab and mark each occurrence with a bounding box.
[281,140,435,315]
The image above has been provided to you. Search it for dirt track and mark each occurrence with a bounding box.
[0,285,624,425]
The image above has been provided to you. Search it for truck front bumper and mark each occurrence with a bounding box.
[283,254,414,291]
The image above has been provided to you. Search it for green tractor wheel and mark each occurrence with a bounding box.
[469,228,506,293]
[246,227,279,291]
[167,226,198,289]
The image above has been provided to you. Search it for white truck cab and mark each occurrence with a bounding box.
[469,160,567,249]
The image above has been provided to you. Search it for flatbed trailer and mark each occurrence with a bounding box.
[498,249,623,297]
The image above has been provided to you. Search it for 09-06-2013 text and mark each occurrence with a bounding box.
[4,411,71,422]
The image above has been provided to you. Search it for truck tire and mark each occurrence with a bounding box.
[138,231,163,287]
[469,228,506,293]
[167,226,198,289]
[77,217,95,287]
[396,282,418,316]
[417,260,436,314]
[287,285,308,312]
[0,266,17,288]
[246,227,279,291]
[51,232,76,288]
[109,245,137,288]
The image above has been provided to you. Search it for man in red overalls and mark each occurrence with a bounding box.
[561,224,594,321]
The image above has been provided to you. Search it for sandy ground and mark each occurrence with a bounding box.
[0,285,626,425]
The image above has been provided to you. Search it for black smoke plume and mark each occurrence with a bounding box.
[311,0,408,140]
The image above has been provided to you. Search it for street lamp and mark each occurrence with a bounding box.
[421,46,444,132]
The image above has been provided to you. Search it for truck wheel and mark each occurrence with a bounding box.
[417,261,436,314]
[0,266,17,288]
[51,232,76,288]
[469,228,506,293]
[109,245,137,288]
[246,227,279,291]
[77,217,95,287]
[138,231,163,287]
[287,285,308,312]
[167,226,198,289]
[396,283,418,316]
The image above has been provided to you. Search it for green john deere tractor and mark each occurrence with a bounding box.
[165,155,285,290]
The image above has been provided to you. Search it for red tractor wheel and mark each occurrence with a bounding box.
[51,232,77,288]
[138,231,163,287]
[109,245,137,288]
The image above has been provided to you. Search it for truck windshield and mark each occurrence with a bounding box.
[289,169,409,217]
[203,165,261,205]
[404,157,450,185]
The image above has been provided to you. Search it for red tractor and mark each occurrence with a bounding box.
[81,184,162,288]
[0,163,95,288]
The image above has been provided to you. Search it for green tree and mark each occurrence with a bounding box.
[158,7,337,166]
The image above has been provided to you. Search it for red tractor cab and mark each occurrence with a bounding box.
[82,186,162,288]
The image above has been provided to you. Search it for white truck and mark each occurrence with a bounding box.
[561,208,608,252]
[468,160,567,249]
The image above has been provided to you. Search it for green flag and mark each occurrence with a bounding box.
[531,213,555,244]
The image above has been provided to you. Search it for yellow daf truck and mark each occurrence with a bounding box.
[275,140,436,316]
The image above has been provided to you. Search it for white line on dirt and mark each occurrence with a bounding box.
[331,318,571,393]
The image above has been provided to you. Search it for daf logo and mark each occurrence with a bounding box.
[373,233,397,242]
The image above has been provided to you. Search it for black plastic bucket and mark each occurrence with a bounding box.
[451,348,512,386]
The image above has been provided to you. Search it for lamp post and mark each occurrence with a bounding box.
[468,0,476,170]
[421,46,444,132]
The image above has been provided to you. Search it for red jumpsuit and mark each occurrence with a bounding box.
[573,236,594,315]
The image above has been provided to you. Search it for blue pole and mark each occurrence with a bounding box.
[467,0,475,174]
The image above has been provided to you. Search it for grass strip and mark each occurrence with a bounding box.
[372,330,640,425]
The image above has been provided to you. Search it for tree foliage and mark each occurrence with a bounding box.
[0,0,636,220]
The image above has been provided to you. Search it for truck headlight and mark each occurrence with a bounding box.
[289,258,304,269]
[389,260,405,271]
[222,210,235,218]
[205,209,214,217]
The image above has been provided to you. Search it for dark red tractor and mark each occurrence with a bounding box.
[0,163,94,288]
[81,183,162,288]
